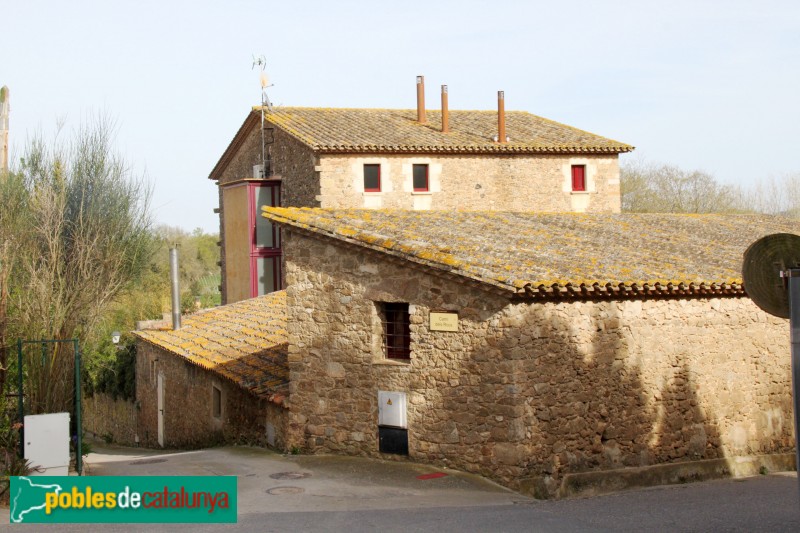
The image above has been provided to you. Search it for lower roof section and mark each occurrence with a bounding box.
[134,290,287,401]
[263,208,800,300]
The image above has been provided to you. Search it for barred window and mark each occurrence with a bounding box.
[381,302,411,359]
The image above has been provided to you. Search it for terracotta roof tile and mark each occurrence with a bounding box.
[263,208,800,299]
[133,291,287,399]
[260,107,633,155]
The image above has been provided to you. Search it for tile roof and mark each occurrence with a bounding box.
[260,107,633,155]
[133,291,288,401]
[263,208,800,300]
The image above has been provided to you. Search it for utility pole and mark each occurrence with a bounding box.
[0,86,9,174]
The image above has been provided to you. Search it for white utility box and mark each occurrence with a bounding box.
[378,391,407,428]
[24,412,70,476]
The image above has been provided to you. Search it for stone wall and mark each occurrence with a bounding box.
[136,341,288,450]
[272,127,319,208]
[215,122,318,207]
[317,153,621,213]
[283,230,793,497]
[216,117,621,214]
[83,392,138,446]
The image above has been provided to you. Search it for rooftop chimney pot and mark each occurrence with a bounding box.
[497,90,506,144]
[169,247,181,330]
[441,85,449,133]
[416,76,427,124]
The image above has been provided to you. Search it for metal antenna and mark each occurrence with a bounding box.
[251,55,274,177]
[252,54,273,112]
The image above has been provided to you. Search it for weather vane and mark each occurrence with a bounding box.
[252,54,273,112]
[251,55,274,178]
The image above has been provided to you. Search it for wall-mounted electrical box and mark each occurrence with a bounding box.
[378,391,407,428]
[24,412,70,476]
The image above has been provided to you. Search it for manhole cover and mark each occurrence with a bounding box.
[269,471,311,480]
[129,458,168,465]
[267,486,305,495]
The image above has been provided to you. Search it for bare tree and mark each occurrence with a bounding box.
[9,117,155,413]
[0,169,29,398]
[742,173,800,218]
[621,159,743,214]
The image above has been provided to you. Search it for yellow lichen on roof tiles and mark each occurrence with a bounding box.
[133,291,288,399]
[262,208,800,297]
[262,107,633,154]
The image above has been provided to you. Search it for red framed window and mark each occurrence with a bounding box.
[382,303,410,360]
[364,164,381,192]
[571,165,586,192]
[413,164,429,192]
[249,182,282,296]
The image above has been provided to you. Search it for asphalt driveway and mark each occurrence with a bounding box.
[81,443,525,513]
[2,444,799,532]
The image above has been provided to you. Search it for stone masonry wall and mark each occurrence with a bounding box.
[83,392,138,446]
[272,127,319,208]
[216,122,318,207]
[318,153,621,213]
[217,117,620,214]
[136,341,287,449]
[284,230,793,496]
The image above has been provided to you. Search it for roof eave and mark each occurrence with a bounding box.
[313,145,635,155]
[513,281,745,301]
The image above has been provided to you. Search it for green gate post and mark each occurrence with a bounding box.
[74,339,82,475]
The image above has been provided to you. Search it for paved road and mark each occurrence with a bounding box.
[1,445,798,531]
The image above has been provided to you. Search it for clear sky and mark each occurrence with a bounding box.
[3,0,799,233]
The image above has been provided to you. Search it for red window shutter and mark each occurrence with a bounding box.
[571,165,586,192]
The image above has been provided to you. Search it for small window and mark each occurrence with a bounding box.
[413,164,429,192]
[364,164,381,192]
[212,386,222,418]
[381,303,410,359]
[571,165,586,192]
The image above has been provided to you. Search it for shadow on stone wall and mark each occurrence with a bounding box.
[649,362,721,465]
[215,343,289,447]
[435,298,735,498]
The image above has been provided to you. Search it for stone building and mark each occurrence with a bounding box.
[209,78,633,304]
[133,291,288,449]
[263,207,797,498]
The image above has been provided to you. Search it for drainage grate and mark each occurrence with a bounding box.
[269,471,311,480]
[129,458,168,465]
[267,486,305,495]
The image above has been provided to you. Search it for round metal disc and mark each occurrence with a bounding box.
[742,233,800,318]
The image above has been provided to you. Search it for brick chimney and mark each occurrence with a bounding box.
[416,76,426,124]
